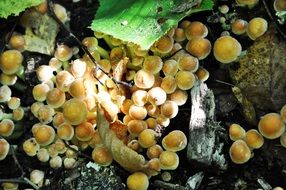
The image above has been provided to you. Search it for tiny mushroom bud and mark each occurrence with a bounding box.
[229,123,246,141]
[146,158,161,176]
[245,129,264,149]
[0,73,17,86]
[64,157,77,169]
[280,104,286,122]
[258,113,285,139]
[23,138,40,156]
[9,33,25,50]
[177,55,199,72]
[232,19,248,35]
[1,182,18,190]
[92,145,113,166]
[162,130,187,152]
[159,151,179,170]
[236,0,259,8]
[174,28,186,42]
[53,3,68,23]
[55,44,73,62]
[12,107,24,121]
[213,36,242,64]
[0,138,9,160]
[127,172,149,190]
[195,67,209,82]
[246,17,268,40]
[229,139,251,164]
[37,148,50,162]
[0,85,12,103]
[49,155,63,169]
[30,169,45,187]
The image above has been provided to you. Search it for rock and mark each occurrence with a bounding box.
[187,81,227,170]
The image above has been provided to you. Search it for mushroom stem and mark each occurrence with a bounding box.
[0,113,13,120]
[15,66,25,81]
[103,35,115,49]
[96,46,110,59]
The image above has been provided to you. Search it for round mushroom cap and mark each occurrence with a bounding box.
[245,129,264,149]
[0,50,23,75]
[246,17,268,40]
[143,56,163,74]
[213,36,242,64]
[175,71,196,90]
[23,138,40,157]
[229,139,251,164]
[75,122,95,141]
[147,87,167,106]
[185,38,211,60]
[159,151,179,170]
[63,98,88,125]
[127,172,149,190]
[0,119,14,137]
[231,19,248,35]
[92,145,113,166]
[0,138,9,160]
[185,21,208,40]
[138,129,157,148]
[134,69,155,89]
[258,113,285,139]
[280,104,286,122]
[57,122,74,141]
[162,130,187,152]
[33,125,55,146]
[229,123,246,141]
[274,0,286,11]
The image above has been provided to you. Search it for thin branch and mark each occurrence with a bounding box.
[10,145,25,177]
[0,18,18,54]
[262,0,286,40]
[152,180,187,190]
[0,178,39,190]
[47,0,132,88]
[63,141,93,161]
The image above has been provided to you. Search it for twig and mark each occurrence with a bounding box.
[0,178,39,190]
[0,18,18,54]
[63,141,93,161]
[153,180,187,190]
[262,0,286,40]
[10,145,25,177]
[46,0,132,88]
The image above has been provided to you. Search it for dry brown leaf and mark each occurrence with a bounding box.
[97,106,146,172]
[229,24,286,111]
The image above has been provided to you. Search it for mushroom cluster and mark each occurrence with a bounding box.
[229,108,286,164]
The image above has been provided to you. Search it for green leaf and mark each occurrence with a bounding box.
[0,0,43,19]
[91,0,214,50]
